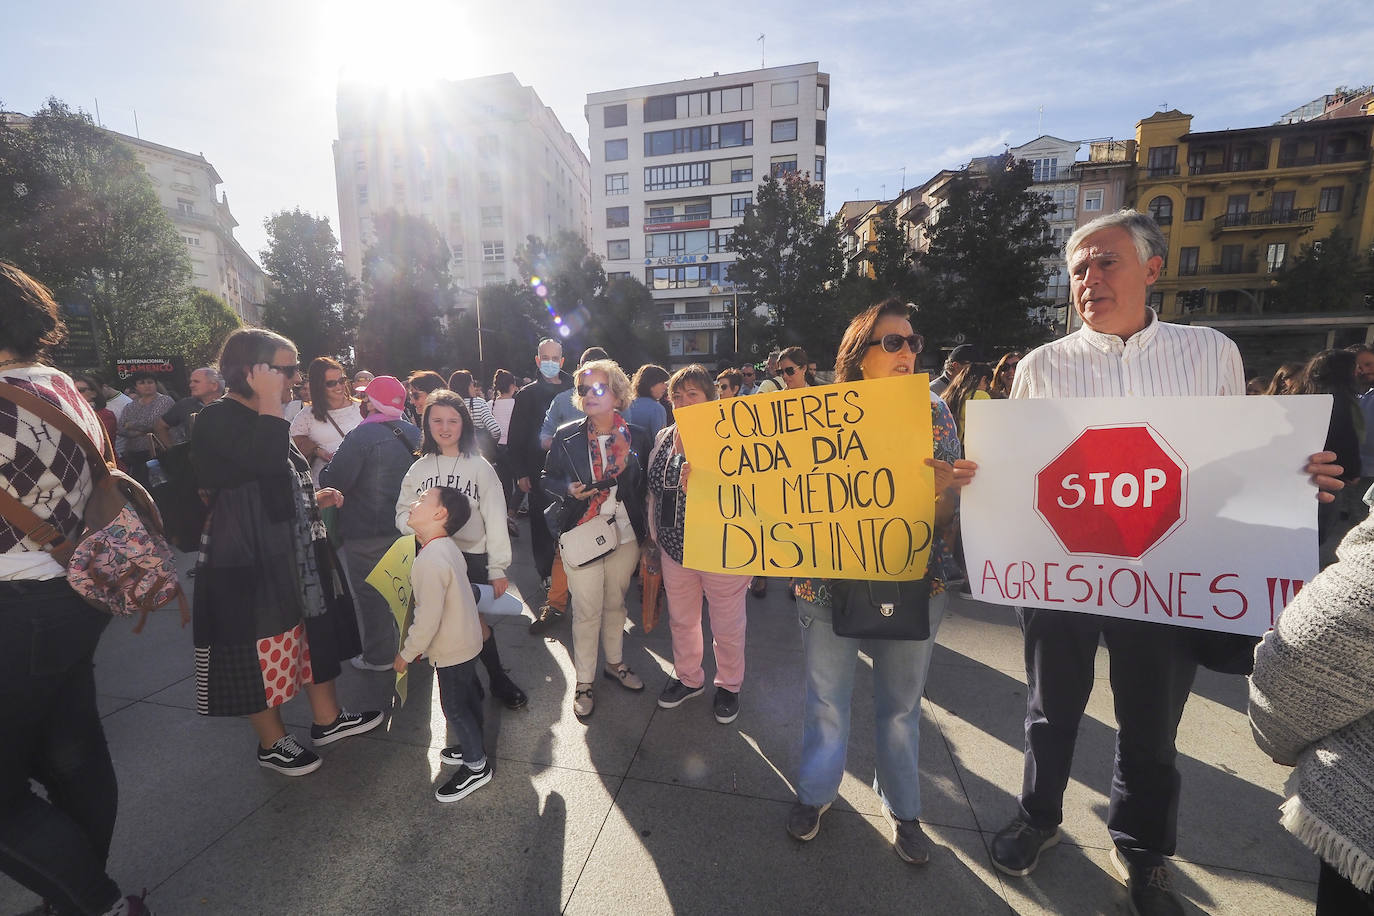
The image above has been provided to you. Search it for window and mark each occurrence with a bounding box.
[1187,150,1207,175]
[1266,243,1288,273]
[771,119,798,143]
[482,240,504,261]
[357,184,368,205]
[816,120,826,146]
[607,271,631,282]
[1183,197,1204,221]
[606,206,629,228]
[1147,146,1178,176]
[481,206,503,227]
[604,104,627,128]
[646,262,725,290]
[480,172,500,193]
[1271,190,1295,216]
[770,156,798,177]
[644,94,677,122]
[1219,244,1244,273]
[1148,292,1164,312]
[606,173,628,195]
[605,138,628,161]
[1045,187,1076,220]
[649,206,673,221]
[1030,157,1059,182]
[731,193,752,217]
[182,234,201,247]
[1319,187,1343,212]
[817,84,829,110]
[1178,247,1199,276]
[683,201,711,219]
[815,156,825,181]
[646,86,754,122]
[644,121,752,157]
[1082,189,1103,212]
[731,167,753,183]
[771,81,799,106]
[1148,195,1173,225]
[709,227,734,252]
[644,161,709,191]
[177,198,195,215]
[607,239,630,260]
[452,243,464,263]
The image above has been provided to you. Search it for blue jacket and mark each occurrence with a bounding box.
[539,387,584,448]
[319,419,421,540]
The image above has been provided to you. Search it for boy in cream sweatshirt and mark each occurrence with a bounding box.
[394,487,491,802]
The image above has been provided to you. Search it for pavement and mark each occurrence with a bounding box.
[2,520,1320,915]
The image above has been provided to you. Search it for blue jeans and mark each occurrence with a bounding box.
[0,578,121,915]
[435,657,485,765]
[796,592,948,822]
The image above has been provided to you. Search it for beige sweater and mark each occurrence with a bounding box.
[398,536,484,668]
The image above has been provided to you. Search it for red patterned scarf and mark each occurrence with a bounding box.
[578,411,632,525]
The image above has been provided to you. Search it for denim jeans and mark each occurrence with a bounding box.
[435,657,485,765]
[0,578,121,915]
[796,592,948,822]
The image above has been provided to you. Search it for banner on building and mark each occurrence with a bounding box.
[115,356,188,396]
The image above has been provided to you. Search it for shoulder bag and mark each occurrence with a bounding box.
[829,577,932,641]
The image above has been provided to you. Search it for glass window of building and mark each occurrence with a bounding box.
[607,239,630,260]
[1083,189,1103,212]
[1183,197,1204,221]
[1266,243,1287,272]
[481,206,502,227]
[771,119,798,143]
[814,157,825,181]
[1319,187,1343,212]
[605,138,629,161]
[604,104,627,128]
[1147,195,1172,225]
[1178,247,1199,276]
[771,81,799,106]
[731,193,752,217]
[606,206,630,228]
[606,173,628,195]
[482,240,505,261]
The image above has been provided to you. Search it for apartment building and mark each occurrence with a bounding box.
[334,73,590,299]
[586,62,830,366]
[1066,138,1137,331]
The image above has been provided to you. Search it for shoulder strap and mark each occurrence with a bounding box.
[382,420,420,455]
[0,484,69,549]
[325,411,347,438]
[0,381,112,481]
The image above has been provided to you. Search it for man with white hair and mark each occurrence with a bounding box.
[156,366,224,447]
[970,209,1342,916]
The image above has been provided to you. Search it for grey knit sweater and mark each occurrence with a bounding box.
[1249,511,1374,893]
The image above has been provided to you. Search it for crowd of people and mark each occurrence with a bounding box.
[2,207,1370,916]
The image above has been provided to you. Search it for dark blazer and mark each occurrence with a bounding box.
[541,416,652,544]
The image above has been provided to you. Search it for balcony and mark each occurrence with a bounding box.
[1276,150,1368,168]
[1031,167,1077,182]
[166,206,218,230]
[645,212,712,233]
[1213,208,1315,233]
[1188,157,1269,176]
[1145,164,1180,178]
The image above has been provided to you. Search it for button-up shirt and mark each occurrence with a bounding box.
[1010,311,1244,400]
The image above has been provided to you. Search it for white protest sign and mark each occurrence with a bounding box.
[961,395,1330,636]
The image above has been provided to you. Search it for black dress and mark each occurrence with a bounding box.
[190,398,360,716]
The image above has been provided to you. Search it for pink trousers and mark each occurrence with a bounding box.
[660,552,751,692]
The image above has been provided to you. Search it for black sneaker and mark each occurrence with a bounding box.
[713,687,740,724]
[884,807,931,865]
[439,744,463,766]
[990,817,1060,876]
[786,801,830,842]
[310,709,384,746]
[435,761,492,802]
[528,604,564,635]
[658,677,705,709]
[1110,847,1185,916]
[257,735,322,776]
[488,670,529,710]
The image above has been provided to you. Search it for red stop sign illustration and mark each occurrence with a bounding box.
[1035,424,1187,559]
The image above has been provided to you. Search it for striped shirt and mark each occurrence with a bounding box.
[1011,311,1244,400]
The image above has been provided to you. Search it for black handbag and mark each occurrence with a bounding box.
[1192,630,1261,675]
[830,578,932,641]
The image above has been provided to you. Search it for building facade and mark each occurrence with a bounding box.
[333,73,591,302]
[1130,108,1374,372]
[1010,136,1082,331]
[586,62,830,366]
[1066,138,1136,331]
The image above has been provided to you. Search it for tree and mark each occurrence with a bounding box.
[0,99,193,361]
[911,155,1057,352]
[356,211,454,375]
[1267,228,1374,313]
[260,209,360,362]
[867,209,917,299]
[444,281,550,382]
[185,289,242,368]
[726,171,847,356]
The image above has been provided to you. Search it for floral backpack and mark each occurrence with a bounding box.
[0,381,187,631]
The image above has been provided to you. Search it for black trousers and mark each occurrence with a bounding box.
[527,486,557,580]
[1318,860,1374,914]
[1016,607,1198,865]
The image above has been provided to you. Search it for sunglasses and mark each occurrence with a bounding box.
[865,333,925,354]
[269,364,300,378]
[781,366,801,376]
[577,382,609,398]
[323,378,347,388]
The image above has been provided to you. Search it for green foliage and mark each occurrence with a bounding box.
[0,99,192,361]
[185,289,242,368]
[726,172,849,357]
[260,208,359,362]
[911,156,1057,352]
[447,281,552,382]
[1267,228,1374,313]
[356,211,454,375]
[867,209,917,299]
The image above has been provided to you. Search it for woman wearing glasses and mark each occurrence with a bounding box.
[192,328,382,775]
[755,345,815,393]
[290,356,363,485]
[542,359,652,718]
[787,299,969,866]
[990,352,1021,399]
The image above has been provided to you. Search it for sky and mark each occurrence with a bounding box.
[4,0,1372,268]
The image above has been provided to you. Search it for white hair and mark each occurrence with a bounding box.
[1065,208,1167,268]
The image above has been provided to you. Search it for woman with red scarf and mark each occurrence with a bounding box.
[541,359,652,718]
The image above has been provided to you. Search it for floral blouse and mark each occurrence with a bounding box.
[794,393,962,608]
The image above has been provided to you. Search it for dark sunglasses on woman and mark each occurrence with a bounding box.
[577,382,609,397]
[865,333,925,354]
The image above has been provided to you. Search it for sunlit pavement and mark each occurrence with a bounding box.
[2,520,1317,914]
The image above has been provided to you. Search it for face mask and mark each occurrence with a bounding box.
[539,359,561,379]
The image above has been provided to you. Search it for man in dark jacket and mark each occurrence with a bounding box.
[319,376,420,670]
[507,338,573,632]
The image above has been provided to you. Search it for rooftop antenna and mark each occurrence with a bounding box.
[758,34,765,68]
[94,98,102,127]
[1037,105,1044,135]
[900,166,906,192]
[132,108,140,139]
[881,183,886,200]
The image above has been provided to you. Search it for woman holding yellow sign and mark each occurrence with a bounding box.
[786,299,966,866]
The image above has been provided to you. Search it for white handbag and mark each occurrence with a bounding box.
[558,513,619,567]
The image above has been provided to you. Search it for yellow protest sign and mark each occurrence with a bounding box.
[365,535,417,705]
[677,374,935,581]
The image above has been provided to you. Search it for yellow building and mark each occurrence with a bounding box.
[1130,108,1374,370]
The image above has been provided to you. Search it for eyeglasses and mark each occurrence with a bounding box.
[269,364,300,378]
[781,366,800,376]
[323,378,347,388]
[577,382,609,398]
[999,364,1018,374]
[865,333,925,354]
[741,370,755,377]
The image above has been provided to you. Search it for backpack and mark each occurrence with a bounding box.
[0,381,187,631]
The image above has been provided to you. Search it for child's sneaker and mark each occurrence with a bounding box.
[439,744,464,766]
[310,709,383,746]
[257,735,322,776]
[435,761,491,802]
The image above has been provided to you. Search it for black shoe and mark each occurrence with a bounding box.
[310,709,383,746]
[749,576,767,598]
[435,761,492,802]
[713,687,739,724]
[990,817,1060,876]
[257,735,322,776]
[488,670,528,709]
[658,677,705,709]
[439,744,463,766]
[1110,847,1185,916]
[786,801,830,842]
[528,604,565,635]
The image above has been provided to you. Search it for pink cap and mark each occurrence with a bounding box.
[364,376,407,418]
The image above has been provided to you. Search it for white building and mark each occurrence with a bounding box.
[1010,135,1082,332]
[586,62,830,366]
[333,73,591,301]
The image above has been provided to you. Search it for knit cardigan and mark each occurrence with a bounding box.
[1248,510,1374,893]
